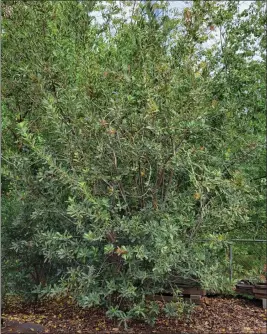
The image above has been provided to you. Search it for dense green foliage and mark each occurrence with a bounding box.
[2,0,266,325]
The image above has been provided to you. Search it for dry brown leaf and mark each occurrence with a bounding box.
[115,246,128,256]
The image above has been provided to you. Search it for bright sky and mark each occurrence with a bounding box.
[167,1,254,47]
[91,0,256,57]
[168,0,252,11]
[91,1,254,26]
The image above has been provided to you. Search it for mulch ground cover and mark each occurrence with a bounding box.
[2,296,267,333]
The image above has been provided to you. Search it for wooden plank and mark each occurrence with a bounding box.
[254,293,267,297]
[235,284,254,294]
[236,291,254,296]
[160,296,174,302]
[253,288,267,295]
[236,283,254,288]
[254,294,267,299]
[146,295,179,302]
[236,287,253,290]
[181,287,206,295]
[236,284,254,289]
[236,290,254,296]
[190,295,201,305]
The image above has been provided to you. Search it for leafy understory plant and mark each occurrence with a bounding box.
[163,299,195,321]
[106,306,132,330]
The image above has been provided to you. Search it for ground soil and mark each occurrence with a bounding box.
[1,296,266,333]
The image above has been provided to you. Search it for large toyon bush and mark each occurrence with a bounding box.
[2,0,266,324]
